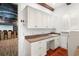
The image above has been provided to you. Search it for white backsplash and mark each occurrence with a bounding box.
[25,28,56,35]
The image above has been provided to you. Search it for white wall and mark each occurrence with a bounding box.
[54,3,79,31]
[68,31,79,56]
[0,25,13,31]
[54,4,70,31]
[54,3,79,49]
[53,4,70,49]
[56,3,79,31]
[68,4,79,30]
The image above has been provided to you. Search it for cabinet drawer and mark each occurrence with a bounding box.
[31,40,47,56]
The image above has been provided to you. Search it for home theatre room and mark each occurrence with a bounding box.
[0,3,18,56]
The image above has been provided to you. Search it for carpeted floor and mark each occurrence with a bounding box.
[46,47,68,56]
[0,38,18,56]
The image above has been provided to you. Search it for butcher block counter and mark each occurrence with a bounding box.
[25,32,60,43]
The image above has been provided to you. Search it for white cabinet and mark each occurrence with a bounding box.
[27,6,39,28]
[23,6,54,28]
[40,40,47,56]
[54,38,60,49]
[26,36,60,56]
[41,12,48,28]
[31,41,41,56]
[47,37,60,50]
[60,32,68,49]
[31,40,47,56]
[48,15,54,28]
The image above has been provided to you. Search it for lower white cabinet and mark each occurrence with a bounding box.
[27,36,60,56]
[54,38,60,49]
[31,40,47,56]
[47,37,60,50]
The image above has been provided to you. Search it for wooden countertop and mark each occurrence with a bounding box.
[25,33,60,43]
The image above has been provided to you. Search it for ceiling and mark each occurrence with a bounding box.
[0,3,17,20]
[46,3,79,18]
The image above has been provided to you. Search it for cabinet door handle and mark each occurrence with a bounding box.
[23,20,24,22]
[21,20,22,22]
[21,20,24,22]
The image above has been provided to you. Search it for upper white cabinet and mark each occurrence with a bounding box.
[27,6,38,28]
[23,6,55,28]
[48,15,55,28]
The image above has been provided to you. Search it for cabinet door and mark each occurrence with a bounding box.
[36,11,49,28]
[54,37,60,49]
[27,6,54,28]
[31,41,41,56]
[31,40,47,56]
[48,15,52,28]
[41,12,48,28]
[35,10,42,28]
[40,40,47,56]
[28,7,38,28]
